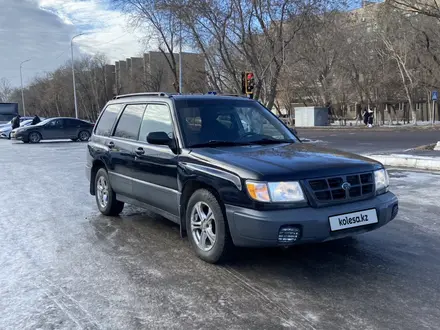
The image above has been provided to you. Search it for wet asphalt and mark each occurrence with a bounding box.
[297,128,439,154]
[0,139,439,330]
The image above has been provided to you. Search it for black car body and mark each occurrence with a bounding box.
[14,117,94,143]
[86,93,398,263]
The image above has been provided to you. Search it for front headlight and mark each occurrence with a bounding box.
[246,181,306,203]
[374,169,389,193]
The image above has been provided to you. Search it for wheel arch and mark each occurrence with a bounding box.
[90,159,107,195]
[179,179,226,236]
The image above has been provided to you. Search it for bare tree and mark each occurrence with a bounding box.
[111,0,182,92]
[375,6,421,123]
[7,54,112,121]
[389,0,440,18]
[0,78,13,102]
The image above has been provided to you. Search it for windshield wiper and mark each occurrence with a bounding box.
[189,140,249,148]
[248,138,294,145]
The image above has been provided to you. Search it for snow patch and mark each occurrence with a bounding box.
[365,154,440,171]
[301,139,325,144]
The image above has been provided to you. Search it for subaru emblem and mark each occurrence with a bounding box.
[341,182,351,191]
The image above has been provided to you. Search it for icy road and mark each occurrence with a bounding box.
[0,140,439,330]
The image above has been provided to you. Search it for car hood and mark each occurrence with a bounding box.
[0,125,11,133]
[190,143,382,181]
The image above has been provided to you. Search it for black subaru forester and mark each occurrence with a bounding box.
[86,93,398,263]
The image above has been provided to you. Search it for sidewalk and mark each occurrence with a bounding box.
[365,149,440,171]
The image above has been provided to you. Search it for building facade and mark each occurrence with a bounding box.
[113,51,206,96]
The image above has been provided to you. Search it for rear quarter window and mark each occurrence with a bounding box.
[94,104,124,136]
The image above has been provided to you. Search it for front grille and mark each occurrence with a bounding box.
[307,173,374,205]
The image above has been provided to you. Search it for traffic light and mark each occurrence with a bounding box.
[246,72,255,94]
[241,71,255,96]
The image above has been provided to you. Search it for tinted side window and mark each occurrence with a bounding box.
[48,119,63,127]
[95,104,123,136]
[114,104,146,140]
[138,104,173,142]
[65,119,78,127]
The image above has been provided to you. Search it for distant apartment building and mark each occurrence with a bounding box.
[113,51,206,96]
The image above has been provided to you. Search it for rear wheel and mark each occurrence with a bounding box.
[8,132,11,140]
[95,168,124,216]
[79,130,90,142]
[186,189,233,263]
[29,132,41,143]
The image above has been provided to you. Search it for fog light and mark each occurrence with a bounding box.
[392,203,399,219]
[278,226,301,243]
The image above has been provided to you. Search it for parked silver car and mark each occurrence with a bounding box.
[0,119,34,139]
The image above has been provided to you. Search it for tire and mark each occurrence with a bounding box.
[8,133,11,140]
[28,132,41,143]
[186,189,233,263]
[95,168,124,216]
[78,130,90,142]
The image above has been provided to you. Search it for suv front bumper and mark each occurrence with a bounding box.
[225,192,398,247]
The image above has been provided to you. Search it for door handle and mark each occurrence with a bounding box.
[135,147,145,155]
[107,141,115,149]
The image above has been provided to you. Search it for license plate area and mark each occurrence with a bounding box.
[329,209,378,232]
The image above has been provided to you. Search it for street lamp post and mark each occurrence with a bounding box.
[20,59,31,117]
[71,33,84,119]
[179,19,183,94]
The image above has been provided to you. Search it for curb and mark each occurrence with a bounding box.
[296,126,440,131]
[365,154,440,171]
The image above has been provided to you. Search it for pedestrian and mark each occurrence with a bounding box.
[362,108,369,126]
[367,108,374,128]
[31,114,41,125]
[11,114,20,130]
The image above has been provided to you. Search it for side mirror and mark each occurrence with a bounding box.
[147,131,171,145]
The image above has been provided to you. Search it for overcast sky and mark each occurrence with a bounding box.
[0,0,145,87]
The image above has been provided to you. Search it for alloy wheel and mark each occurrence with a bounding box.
[96,176,109,209]
[190,202,216,251]
[29,132,40,143]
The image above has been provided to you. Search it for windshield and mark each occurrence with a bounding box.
[21,120,33,126]
[36,118,52,126]
[175,98,298,148]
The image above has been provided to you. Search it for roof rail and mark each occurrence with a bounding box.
[205,92,248,98]
[113,92,172,99]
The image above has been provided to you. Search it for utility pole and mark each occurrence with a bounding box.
[432,90,437,126]
[71,33,84,119]
[20,59,31,117]
[179,19,183,94]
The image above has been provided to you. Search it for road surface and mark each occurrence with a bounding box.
[0,140,439,329]
[297,127,439,154]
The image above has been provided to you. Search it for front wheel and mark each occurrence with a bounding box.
[29,132,41,143]
[186,189,233,263]
[95,168,124,216]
